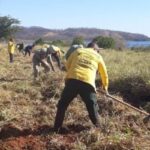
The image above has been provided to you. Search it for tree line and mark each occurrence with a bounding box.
[0,16,122,49]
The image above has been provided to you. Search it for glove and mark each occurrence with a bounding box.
[104,90,109,95]
[100,86,109,95]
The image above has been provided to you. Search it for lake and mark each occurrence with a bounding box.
[126,41,150,48]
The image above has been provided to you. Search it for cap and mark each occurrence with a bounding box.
[87,42,100,50]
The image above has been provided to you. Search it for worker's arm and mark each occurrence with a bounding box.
[98,56,109,93]
[41,59,51,72]
[47,54,55,71]
[56,48,61,58]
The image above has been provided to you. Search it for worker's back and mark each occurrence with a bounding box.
[32,48,48,63]
[66,48,102,88]
[47,45,60,54]
[65,44,83,60]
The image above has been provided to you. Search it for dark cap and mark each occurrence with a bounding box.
[87,42,100,50]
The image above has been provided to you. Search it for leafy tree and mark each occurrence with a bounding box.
[93,36,115,49]
[51,40,65,46]
[72,36,85,45]
[0,16,20,40]
[34,38,44,45]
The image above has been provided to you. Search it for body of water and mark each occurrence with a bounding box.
[127,41,150,48]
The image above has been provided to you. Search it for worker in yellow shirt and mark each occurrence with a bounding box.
[8,38,15,63]
[48,45,62,69]
[54,42,109,132]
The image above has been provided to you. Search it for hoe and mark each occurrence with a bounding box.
[99,90,150,123]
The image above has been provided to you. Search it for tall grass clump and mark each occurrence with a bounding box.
[101,49,150,109]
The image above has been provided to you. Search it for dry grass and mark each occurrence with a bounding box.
[0,46,149,150]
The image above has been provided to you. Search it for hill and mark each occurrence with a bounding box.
[15,26,150,42]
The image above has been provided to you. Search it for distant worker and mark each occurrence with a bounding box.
[8,38,15,63]
[32,47,55,80]
[54,42,109,132]
[48,45,62,69]
[24,44,35,56]
[16,42,24,53]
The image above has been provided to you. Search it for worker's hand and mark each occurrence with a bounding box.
[100,86,109,95]
[44,66,50,73]
[104,90,109,96]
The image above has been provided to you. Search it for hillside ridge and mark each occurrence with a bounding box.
[15,26,150,41]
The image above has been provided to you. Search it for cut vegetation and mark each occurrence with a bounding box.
[0,45,149,150]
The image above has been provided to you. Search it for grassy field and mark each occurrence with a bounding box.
[102,50,150,110]
[0,45,149,150]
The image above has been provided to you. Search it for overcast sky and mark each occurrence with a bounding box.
[0,0,150,37]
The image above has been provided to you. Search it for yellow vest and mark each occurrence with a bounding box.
[66,48,109,90]
[8,41,15,54]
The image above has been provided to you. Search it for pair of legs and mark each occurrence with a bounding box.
[54,79,100,131]
[24,49,31,56]
[9,53,13,63]
[33,60,50,79]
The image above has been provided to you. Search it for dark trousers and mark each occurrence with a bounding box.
[9,53,13,63]
[24,50,31,56]
[54,79,100,130]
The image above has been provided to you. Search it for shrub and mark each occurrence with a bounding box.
[72,36,85,46]
[93,36,115,49]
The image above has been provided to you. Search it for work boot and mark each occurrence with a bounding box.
[94,122,101,128]
[93,118,101,128]
[53,126,69,134]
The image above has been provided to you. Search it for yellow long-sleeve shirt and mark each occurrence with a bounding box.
[66,48,109,90]
[8,41,15,54]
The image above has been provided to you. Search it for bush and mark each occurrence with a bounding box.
[93,36,115,49]
[0,16,20,40]
[51,40,66,47]
[72,36,85,46]
[34,38,44,45]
